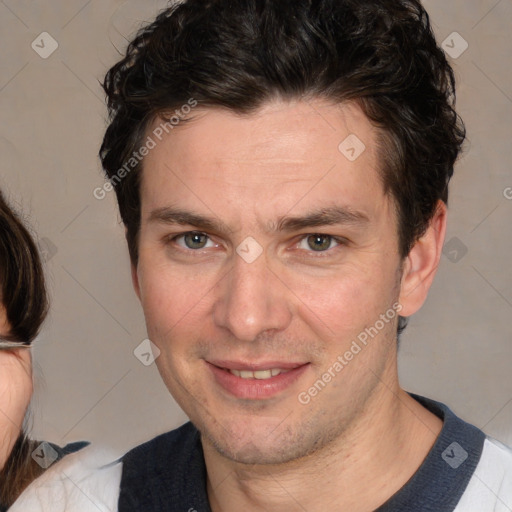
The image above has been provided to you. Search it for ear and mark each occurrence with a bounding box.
[398,200,447,316]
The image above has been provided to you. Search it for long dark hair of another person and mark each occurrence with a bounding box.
[0,190,49,508]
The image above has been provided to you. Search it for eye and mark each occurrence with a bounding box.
[174,231,216,250]
[297,234,341,252]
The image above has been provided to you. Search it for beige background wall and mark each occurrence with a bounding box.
[0,0,511,456]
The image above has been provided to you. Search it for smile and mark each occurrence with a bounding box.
[206,361,309,399]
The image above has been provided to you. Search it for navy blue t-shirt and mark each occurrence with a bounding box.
[118,394,487,511]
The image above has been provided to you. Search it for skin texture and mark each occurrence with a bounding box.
[132,99,446,511]
[0,305,32,470]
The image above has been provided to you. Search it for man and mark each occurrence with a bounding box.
[96,0,512,510]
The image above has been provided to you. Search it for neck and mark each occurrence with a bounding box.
[204,375,442,512]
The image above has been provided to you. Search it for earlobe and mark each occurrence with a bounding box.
[398,201,447,317]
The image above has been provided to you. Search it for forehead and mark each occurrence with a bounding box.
[140,99,389,225]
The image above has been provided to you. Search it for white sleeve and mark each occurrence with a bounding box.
[9,445,122,512]
[454,437,512,512]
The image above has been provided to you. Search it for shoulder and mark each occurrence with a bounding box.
[9,444,122,512]
[122,421,199,468]
[119,422,206,511]
[454,436,512,511]
[10,425,201,512]
[48,440,90,461]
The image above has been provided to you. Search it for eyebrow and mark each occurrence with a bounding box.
[148,206,369,234]
[275,206,369,232]
[148,207,233,234]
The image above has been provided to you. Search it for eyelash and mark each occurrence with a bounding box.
[165,231,347,258]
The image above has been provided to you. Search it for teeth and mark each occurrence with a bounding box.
[253,370,272,379]
[228,368,290,380]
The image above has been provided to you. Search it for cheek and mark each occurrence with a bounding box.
[287,262,400,355]
[291,266,384,324]
[137,258,213,344]
[0,354,33,438]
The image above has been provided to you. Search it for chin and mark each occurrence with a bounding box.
[200,415,338,466]
[208,434,306,465]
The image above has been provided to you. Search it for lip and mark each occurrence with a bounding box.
[206,360,310,400]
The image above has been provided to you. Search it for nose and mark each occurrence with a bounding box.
[212,250,292,342]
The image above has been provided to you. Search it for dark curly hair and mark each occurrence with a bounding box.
[100,0,464,265]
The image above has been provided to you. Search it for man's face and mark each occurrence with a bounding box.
[134,100,405,464]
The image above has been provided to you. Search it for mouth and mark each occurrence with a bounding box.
[206,360,309,399]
